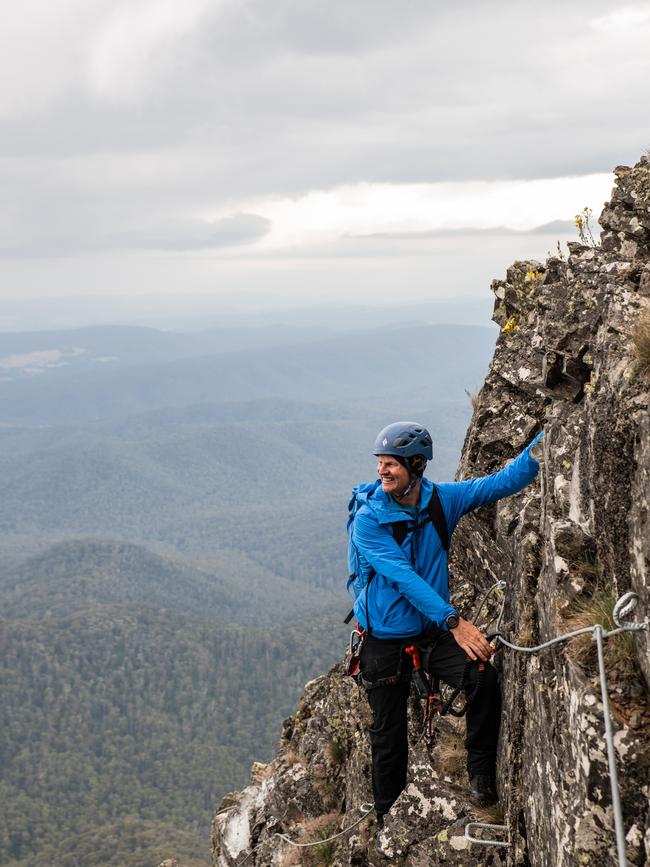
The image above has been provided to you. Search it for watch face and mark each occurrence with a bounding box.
[447,615,460,629]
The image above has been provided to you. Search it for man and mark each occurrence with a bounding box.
[352,421,542,826]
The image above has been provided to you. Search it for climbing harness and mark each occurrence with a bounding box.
[346,628,485,742]
[464,587,648,867]
[345,560,491,734]
[231,802,376,866]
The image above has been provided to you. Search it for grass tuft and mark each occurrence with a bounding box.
[563,589,637,675]
[431,720,466,779]
[327,737,345,766]
[297,814,341,866]
[471,803,504,824]
[571,549,599,582]
[464,388,480,411]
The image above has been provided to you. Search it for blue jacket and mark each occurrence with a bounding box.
[352,442,540,638]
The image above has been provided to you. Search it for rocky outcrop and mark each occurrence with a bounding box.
[211,155,650,866]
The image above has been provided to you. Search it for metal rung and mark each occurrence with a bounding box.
[465,821,509,847]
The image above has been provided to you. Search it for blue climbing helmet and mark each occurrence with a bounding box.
[373,421,433,465]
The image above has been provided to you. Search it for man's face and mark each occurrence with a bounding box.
[376,454,409,494]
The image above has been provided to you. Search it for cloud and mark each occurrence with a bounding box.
[350,221,577,241]
[0,141,614,259]
[2,1,648,184]
[0,185,271,257]
[115,212,272,251]
[590,3,650,32]
[87,0,221,102]
[246,174,613,250]
[0,0,100,119]
[0,0,649,301]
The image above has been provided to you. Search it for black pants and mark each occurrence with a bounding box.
[360,630,501,817]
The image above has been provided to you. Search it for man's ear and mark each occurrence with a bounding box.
[409,455,427,476]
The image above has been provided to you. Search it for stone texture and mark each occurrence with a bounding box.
[211,155,650,866]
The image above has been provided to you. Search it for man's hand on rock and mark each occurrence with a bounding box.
[449,618,494,661]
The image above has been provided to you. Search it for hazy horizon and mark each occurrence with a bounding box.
[0,291,502,333]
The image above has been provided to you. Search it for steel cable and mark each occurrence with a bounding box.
[465,585,648,867]
[232,802,375,865]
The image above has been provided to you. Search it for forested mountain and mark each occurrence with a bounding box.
[0,539,337,624]
[0,319,495,866]
[0,607,346,866]
[0,397,470,549]
[0,324,494,424]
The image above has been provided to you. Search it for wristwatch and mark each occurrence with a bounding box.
[446,613,460,630]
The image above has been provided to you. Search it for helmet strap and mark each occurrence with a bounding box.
[393,471,420,500]
[393,475,418,500]
[392,455,426,501]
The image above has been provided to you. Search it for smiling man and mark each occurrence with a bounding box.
[351,421,542,826]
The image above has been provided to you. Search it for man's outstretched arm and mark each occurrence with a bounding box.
[441,431,544,528]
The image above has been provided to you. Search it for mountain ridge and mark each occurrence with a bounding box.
[0,323,495,424]
[0,537,339,625]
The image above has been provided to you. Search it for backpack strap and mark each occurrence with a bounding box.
[393,485,449,550]
[426,485,449,551]
[391,520,409,547]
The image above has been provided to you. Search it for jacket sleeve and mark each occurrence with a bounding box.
[441,437,541,529]
[352,509,456,626]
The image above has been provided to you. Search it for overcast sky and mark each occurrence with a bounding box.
[1,0,649,321]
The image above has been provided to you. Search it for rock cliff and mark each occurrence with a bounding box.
[211,155,650,867]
